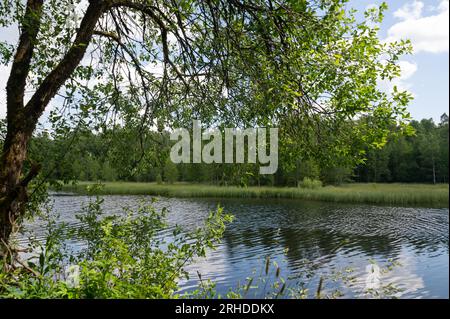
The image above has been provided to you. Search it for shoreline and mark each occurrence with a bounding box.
[57,182,449,208]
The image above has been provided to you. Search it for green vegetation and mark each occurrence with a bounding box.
[27,115,449,188]
[355,115,449,184]
[60,182,449,207]
[0,194,233,298]
[0,0,417,250]
[0,194,402,299]
[299,177,323,190]
[0,0,445,300]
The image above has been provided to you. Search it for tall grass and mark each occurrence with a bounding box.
[58,182,449,207]
[299,177,323,189]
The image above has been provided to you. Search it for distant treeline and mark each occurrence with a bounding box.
[1,115,448,186]
[355,115,448,184]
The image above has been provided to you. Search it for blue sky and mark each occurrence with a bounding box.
[0,1,448,122]
[349,0,449,122]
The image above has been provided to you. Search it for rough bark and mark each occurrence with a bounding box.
[0,0,107,252]
[0,0,44,251]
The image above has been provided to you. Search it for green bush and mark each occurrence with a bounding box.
[0,194,233,298]
[155,173,163,185]
[163,159,178,184]
[299,177,323,189]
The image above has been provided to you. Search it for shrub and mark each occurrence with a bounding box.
[299,177,323,189]
[163,159,178,184]
[0,195,233,298]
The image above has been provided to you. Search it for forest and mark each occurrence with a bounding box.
[2,114,446,187]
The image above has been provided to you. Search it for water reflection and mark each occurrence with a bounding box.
[22,195,449,298]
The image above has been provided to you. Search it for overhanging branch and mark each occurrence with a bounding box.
[6,0,44,115]
[23,1,108,131]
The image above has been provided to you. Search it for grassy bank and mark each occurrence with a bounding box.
[58,182,449,207]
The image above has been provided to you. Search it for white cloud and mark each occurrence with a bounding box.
[398,60,418,81]
[386,0,449,54]
[396,60,418,96]
[380,60,418,94]
[393,0,424,20]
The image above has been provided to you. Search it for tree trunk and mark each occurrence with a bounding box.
[0,110,41,252]
[432,155,436,184]
[0,0,106,253]
[0,0,44,253]
[0,127,34,250]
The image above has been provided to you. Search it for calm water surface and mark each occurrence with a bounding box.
[22,195,449,299]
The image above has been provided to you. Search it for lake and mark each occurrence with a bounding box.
[21,194,449,299]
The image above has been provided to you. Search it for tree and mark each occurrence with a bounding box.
[387,135,417,182]
[364,146,391,182]
[416,120,439,184]
[0,1,412,250]
[163,158,178,184]
[437,114,449,183]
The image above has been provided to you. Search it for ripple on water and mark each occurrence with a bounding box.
[18,195,449,299]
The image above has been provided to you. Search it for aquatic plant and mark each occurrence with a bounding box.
[0,193,233,298]
[60,182,449,207]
